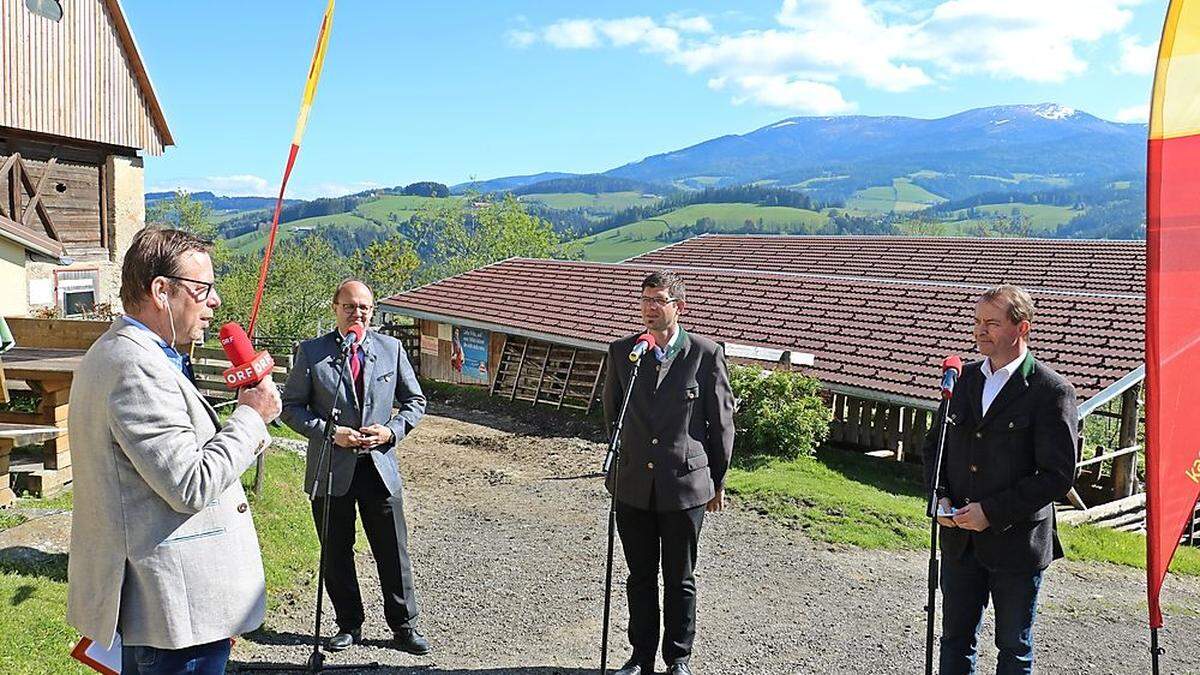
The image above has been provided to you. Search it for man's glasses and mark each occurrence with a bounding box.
[339,303,374,314]
[163,275,215,301]
[640,297,679,308]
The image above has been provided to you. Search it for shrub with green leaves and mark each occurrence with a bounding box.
[728,364,832,458]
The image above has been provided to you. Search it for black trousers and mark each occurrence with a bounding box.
[615,498,706,667]
[311,455,419,633]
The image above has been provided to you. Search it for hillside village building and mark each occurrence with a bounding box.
[1,0,173,316]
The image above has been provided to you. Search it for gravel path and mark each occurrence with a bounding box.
[224,403,1200,674]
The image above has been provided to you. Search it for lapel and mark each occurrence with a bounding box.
[655,329,693,395]
[324,330,359,410]
[978,352,1035,428]
[115,318,218,427]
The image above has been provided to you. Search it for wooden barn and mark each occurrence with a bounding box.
[0,0,173,317]
[379,235,1146,516]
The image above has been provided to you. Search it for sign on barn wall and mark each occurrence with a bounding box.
[453,326,490,384]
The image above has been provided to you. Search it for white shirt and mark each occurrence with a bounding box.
[655,325,684,388]
[980,348,1028,416]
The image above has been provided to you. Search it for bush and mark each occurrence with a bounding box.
[729,365,832,458]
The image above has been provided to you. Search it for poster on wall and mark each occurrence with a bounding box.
[420,334,439,356]
[452,326,490,384]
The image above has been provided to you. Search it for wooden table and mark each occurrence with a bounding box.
[0,423,63,504]
[0,347,84,496]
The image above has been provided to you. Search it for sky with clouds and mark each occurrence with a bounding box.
[126,0,1164,198]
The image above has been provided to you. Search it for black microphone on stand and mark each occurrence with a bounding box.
[925,354,961,675]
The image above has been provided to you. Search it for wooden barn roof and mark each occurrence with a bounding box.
[626,234,1145,296]
[380,256,1143,410]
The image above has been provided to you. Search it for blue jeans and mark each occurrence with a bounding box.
[121,638,232,675]
[939,547,1044,675]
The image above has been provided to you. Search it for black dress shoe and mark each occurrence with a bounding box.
[614,658,654,675]
[394,626,431,655]
[325,628,360,652]
[667,664,693,675]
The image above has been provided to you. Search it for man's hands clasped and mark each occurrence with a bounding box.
[334,423,395,452]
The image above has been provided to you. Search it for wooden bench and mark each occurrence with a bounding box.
[0,423,64,506]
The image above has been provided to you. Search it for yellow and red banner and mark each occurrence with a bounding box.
[248,0,336,335]
[1146,0,1200,629]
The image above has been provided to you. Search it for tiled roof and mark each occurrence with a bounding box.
[627,234,1145,296]
[380,257,1143,407]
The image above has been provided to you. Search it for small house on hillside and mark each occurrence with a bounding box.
[380,235,1146,513]
[1,0,173,316]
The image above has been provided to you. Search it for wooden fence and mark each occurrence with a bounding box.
[191,337,297,404]
[827,392,933,462]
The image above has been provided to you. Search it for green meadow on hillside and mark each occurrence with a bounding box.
[518,191,659,212]
[843,178,947,214]
[579,202,829,261]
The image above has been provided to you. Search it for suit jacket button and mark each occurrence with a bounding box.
[969,464,978,473]
[651,438,659,445]
[1008,421,1015,428]
[975,432,983,439]
[647,462,654,470]
[237,503,248,513]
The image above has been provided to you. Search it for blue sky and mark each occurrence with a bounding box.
[128,0,1166,199]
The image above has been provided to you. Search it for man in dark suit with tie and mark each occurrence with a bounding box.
[604,270,735,675]
[924,284,1078,675]
[281,279,430,655]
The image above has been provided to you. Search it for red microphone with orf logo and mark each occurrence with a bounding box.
[218,322,275,388]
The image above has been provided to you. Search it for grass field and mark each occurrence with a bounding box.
[953,203,1081,231]
[577,202,830,261]
[225,211,375,255]
[355,195,458,223]
[726,449,1200,575]
[844,178,948,214]
[518,191,659,212]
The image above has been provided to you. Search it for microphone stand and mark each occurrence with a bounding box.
[923,393,954,675]
[599,353,643,674]
[244,339,377,674]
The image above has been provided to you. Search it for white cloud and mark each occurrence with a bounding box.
[667,15,714,34]
[513,1,1143,113]
[544,19,601,49]
[291,181,385,200]
[1117,36,1157,75]
[1114,103,1149,123]
[506,29,536,48]
[149,174,271,196]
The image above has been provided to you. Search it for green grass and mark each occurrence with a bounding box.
[844,178,947,214]
[577,202,830,261]
[355,195,458,223]
[226,212,374,255]
[949,203,1080,232]
[728,448,1200,574]
[518,191,659,212]
[0,447,314,672]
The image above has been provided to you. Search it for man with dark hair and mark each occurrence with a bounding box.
[925,283,1078,675]
[282,279,429,655]
[604,270,735,675]
[68,227,282,674]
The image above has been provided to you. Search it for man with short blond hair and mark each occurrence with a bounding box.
[925,283,1078,675]
[69,227,282,674]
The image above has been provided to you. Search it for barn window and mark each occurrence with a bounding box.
[55,269,99,317]
[24,0,63,22]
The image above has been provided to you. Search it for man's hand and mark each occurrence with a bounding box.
[936,497,957,528]
[358,424,394,449]
[333,426,364,448]
[238,375,281,425]
[952,502,990,532]
[706,487,726,513]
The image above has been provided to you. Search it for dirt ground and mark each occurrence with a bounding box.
[4,399,1199,674]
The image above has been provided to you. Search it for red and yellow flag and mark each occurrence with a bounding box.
[1146,0,1200,629]
[247,0,336,335]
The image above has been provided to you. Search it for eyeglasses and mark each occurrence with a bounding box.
[163,275,215,301]
[339,303,374,314]
[640,296,679,308]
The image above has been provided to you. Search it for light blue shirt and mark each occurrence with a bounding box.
[122,316,187,374]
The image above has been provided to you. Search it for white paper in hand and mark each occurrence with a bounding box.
[70,634,121,675]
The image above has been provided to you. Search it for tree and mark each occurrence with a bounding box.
[146,191,216,239]
[349,236,421,300]
[402,181,450,198]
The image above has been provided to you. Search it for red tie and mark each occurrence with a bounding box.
[349,343,362,384]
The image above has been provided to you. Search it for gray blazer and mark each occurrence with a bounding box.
[604,330,736,512]
[67,317,272,649]
[281,329,425,497]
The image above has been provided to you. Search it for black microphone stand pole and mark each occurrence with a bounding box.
[924,392,954,675]
[599,353,643,675]
[246,338,377,673]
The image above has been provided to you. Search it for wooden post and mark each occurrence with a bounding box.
[1112,385,1141,499]
[846,397,862,446]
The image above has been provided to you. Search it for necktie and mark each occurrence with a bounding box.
[349,343,362,383]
